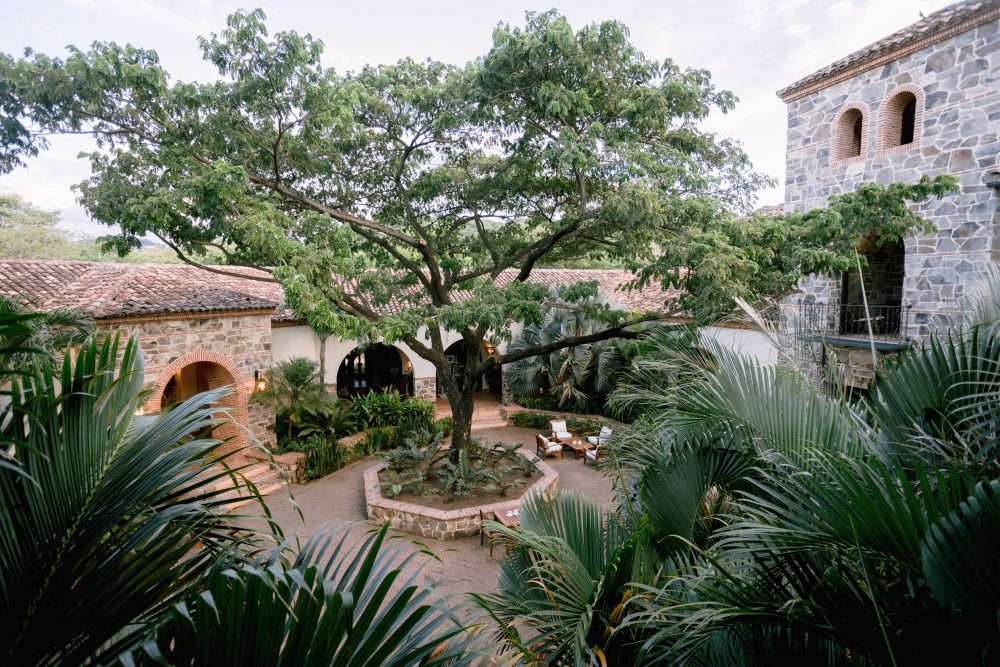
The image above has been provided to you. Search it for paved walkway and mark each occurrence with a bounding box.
[250,426,615,601]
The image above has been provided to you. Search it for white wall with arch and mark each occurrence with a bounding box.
[271,324,467,385]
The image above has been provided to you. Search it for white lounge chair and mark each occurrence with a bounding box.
[585,425,613,447]
[535,433,564,459]
[549,419,573,442]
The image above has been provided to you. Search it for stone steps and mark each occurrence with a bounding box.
[201,461,289,510]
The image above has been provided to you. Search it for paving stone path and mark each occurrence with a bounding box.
[251,426,616,602]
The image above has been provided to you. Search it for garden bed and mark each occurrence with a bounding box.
[364,451,558,540]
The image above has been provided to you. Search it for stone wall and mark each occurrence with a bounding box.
[413,376,436,400]
[364,454,559,540]
[98,310,277,452]
[782,17,1000,340]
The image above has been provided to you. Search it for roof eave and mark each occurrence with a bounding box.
[776,2,1000,103]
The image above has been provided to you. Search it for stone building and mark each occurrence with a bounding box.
[777,0,1000,386]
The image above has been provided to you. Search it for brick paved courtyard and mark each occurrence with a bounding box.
[250,425,616,601]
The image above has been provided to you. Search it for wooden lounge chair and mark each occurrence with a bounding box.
[549,419,574,443]
[480,509,501,557]
[535,433,564,459]
[583,443,608,466]
[584,425,613,447]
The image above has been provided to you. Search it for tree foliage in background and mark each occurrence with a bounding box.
[0,8,954,453]
[0,192,222,263]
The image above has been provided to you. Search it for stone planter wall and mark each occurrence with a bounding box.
[364,451,558,540]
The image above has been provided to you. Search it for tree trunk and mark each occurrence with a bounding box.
[448,388,475,457]
[440,365,478,458]
[318,333,328,390]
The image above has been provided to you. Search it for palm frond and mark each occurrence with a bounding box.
[0,333,280,665]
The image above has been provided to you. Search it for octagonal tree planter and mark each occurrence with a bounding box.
[364,448,558,540]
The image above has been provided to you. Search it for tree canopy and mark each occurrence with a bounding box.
[0,9,955,449]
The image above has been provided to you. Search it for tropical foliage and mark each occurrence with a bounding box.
[380,434,538,502]
[0,317,473,664]
[0,294,94,375]
[506,287,633,412]
[477,273,1000,666]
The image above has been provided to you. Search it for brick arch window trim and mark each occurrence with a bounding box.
[877,84,924,155]
[145,348,251,456]
[831,101,870,166]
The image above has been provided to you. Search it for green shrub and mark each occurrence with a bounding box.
[364,426,398,453]
[509,410,601,434]
[348,390,434,433]
[277,434,349,481]
[432,416,453,437]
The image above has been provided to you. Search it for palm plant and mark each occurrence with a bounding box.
[506,288,627,408]
[1,330,282,665]
[0,294,94,375]
[481,270,1000,665]
[0,322,475,665]
[619,333,1000,663]
[254,356,333,440]
[130,523,474,666]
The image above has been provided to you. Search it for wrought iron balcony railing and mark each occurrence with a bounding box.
[792,303,910,344]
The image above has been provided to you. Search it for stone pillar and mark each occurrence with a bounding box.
[413,376,436,400]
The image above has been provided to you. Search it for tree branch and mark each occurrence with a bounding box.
[152,232,278,283]
[496,312,674,366]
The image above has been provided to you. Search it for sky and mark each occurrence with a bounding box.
[0,0,954,236]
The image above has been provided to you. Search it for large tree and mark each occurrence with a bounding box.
[0,10,953,453]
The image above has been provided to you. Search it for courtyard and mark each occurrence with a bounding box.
[251,425,616,600]
[2,1,998,664]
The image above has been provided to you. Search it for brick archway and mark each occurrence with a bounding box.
[146,349,251,456]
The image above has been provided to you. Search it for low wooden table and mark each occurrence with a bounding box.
[561,438,593,459]
[495,508,521,528]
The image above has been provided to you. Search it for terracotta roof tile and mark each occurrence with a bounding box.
[0,259,679,321]
[0,259,280,318]
[777,0,1000,101]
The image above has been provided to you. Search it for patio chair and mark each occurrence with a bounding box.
[480,509,502,557]
[535,433,564,459]
[549,419,574,443]
[585,425,613,447]
[583,443,608,466]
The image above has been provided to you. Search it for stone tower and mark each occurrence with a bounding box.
[777,0,1000,385]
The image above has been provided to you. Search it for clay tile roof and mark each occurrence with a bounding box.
[0,260,679,321]
[777,0,1000,101]
[0,259,281,319]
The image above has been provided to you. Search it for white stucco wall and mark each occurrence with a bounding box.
[699,326,778,367]
[271,324,467,385]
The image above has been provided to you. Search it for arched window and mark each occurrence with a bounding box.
[832,104,868,164]
[878,86,923,152]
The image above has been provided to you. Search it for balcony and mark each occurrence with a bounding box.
[791,303,910,350]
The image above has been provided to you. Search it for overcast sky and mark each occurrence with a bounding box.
[0,0,953,235]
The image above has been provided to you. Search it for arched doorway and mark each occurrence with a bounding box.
[440,339,502,398]
[147,351,249,456]
[336,343,414,398]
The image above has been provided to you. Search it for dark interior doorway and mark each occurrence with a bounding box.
[336,343,413,397]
